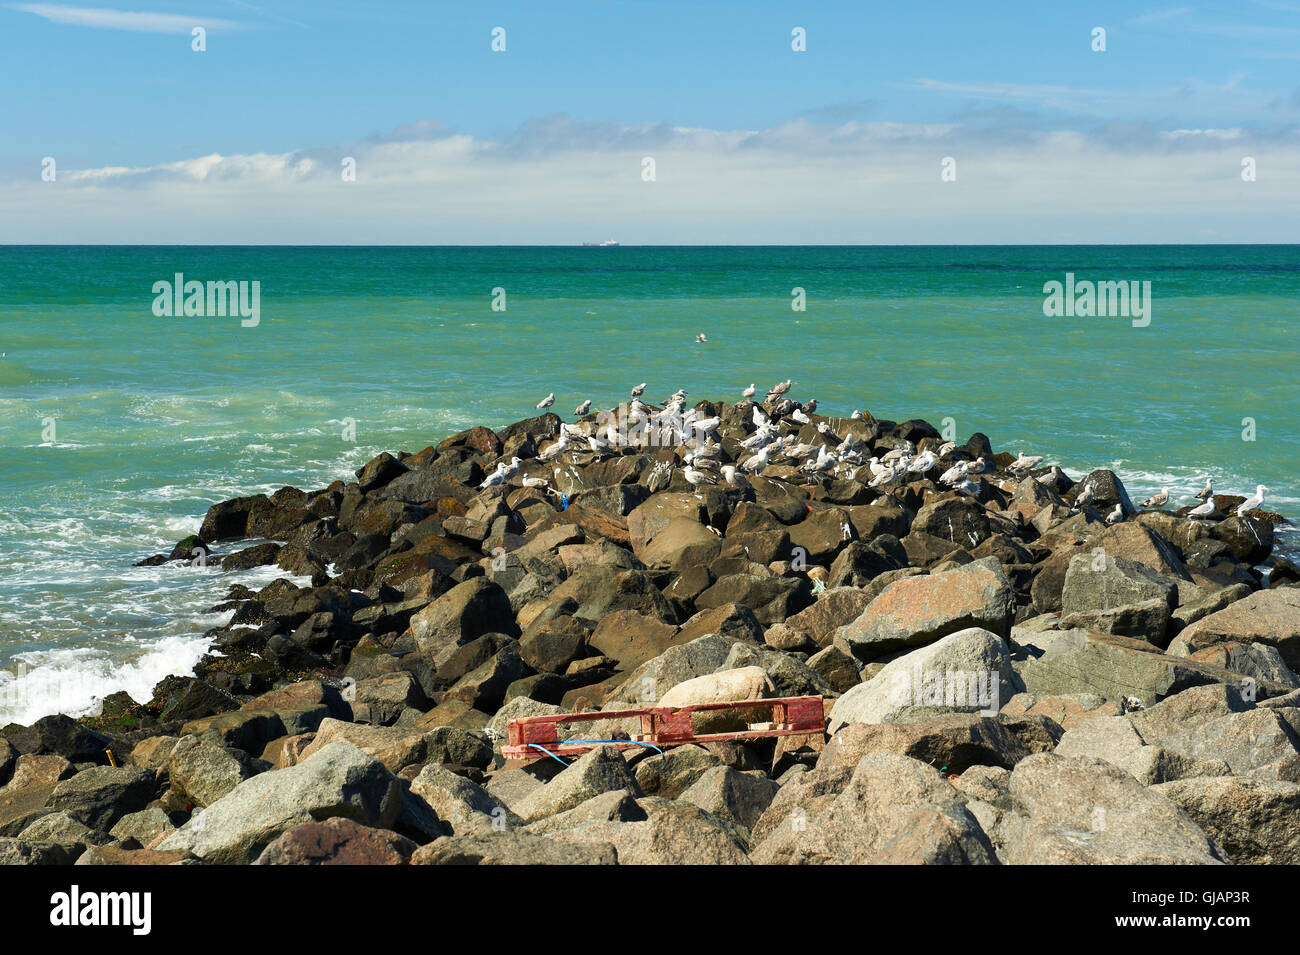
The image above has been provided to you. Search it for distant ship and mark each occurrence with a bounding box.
[581,240,620,246]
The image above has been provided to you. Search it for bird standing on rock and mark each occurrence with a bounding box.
[1188,497,1216,520]
[742,383,756,399]
[536,393,555,410]
[1105,503,1124,525]
[1236,485,1268,517]
[1195,477,1213,502]
[768,379,792,398]
[573,399,591,416]
[630,382,647,398]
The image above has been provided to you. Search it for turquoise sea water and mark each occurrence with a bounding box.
[1,245,1296,722]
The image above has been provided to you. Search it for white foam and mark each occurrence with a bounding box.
[0,633,214,725]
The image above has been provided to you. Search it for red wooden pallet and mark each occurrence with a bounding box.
[503,695,827,763]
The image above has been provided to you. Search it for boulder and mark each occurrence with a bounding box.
[835,557,1014,660]
[157,741,403,864]
[513,745,643,823]
[991,753,1225,864]
[1175,589,1300,672]
[822,713,1061,775]
[253,817,417,865]
[1152,776,1300,865]
[679,766,782,831]
[407,577,517,654]
[551,799,751,864]
[750,752,995,864]
[412,831,617,865]
[169,735,267,808]
[829,628,1017,732]
[45,766,156,831]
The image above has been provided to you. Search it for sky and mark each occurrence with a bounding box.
[2,0,1299,243]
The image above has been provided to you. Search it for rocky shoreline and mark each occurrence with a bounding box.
[3,394,1299,865]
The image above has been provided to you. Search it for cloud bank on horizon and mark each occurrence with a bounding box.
[4,1,1299,243]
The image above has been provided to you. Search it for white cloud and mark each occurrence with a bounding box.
[5,115,1299,243]
[10,3,242,33]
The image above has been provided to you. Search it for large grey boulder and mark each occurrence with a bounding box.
[822,713,1061,775]
[749,752,996,864]
[168,735,266,809]
[992,753,1225,864]
[412,831,618,865]
[409,764,521,836]
[1152,776,1300,865]
[157,741,403,864]
[45,766,156,832]
[828,627,1017,732]
[513,745,642,823]
[1019,629,1259,708]
[679,766,780,832]
[551,799,751,864]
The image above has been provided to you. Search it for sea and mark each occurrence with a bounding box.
[1,245,1296,724]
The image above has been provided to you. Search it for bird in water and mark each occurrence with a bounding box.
[695,333,708,343]
[1139,488,1170,509]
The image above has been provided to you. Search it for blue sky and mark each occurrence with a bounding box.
[3,1,1299,242]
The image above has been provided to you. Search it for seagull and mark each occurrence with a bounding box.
[1036,465,1064,486]
[939,461,969,485]
[1188,497,1216,520]
[937,441,957,459]
[721,464,750,489]
[908,450,937,474]
[683,465,717,490]
[742,445,772,473]
[967,457,990,475]
[479,463,507,489]
[742,383,756,399]
[1139,487,1170,509]
[804,399,818,415]
[630,382,647,398]
[1010,452,1044,474]
[646,460,673,493]
[1194,477,1213,502]
[850,409,864,420]
[790,408,811,425]
[521,476,549,488]
[695,333,707,343]
[536,393,555,410]
[954,479,981,497]
[538,432,569,462]
[1104,503,1124,525]
[1236,485,1268,518]
[501,456,522,478]
[1073,483,1095,511]
[768,379,792,398]
[573,399,591,416]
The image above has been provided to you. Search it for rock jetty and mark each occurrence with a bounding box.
[3,395,1298,865]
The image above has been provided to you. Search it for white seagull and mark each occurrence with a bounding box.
[1194,477,1213,502]
[630,382,647,398]
[1188,497,1216,520]
[478,463,507,489]
[1236,485,1268,518]
[1105,503,1124,525]
[535,393,555,410]
[573,399,591,416]
[742,383,756,399]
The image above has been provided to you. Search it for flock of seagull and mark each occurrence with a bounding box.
[509,381,1271,524]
